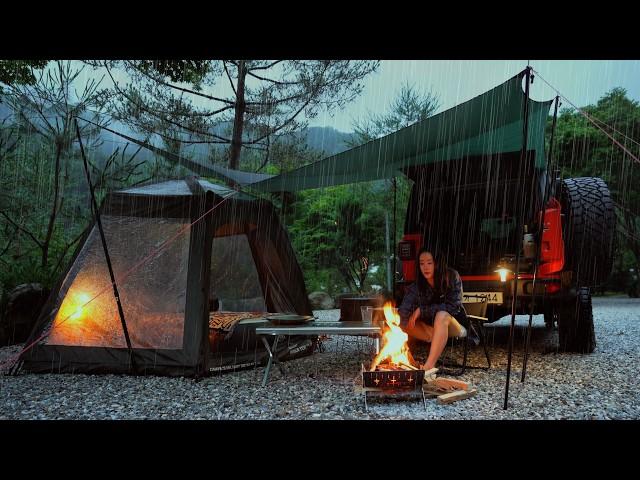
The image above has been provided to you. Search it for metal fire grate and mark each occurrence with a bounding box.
[361,364,427,411]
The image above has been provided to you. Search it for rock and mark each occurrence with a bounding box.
[0,283,50,346]
[308,291,335,310]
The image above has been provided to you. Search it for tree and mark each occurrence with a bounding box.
[0,60,49,97]
[95,60,379,173]
[288,183,386,294]
[347,82,440,146]
[0,61,147,289]
[553,88,640,290]
[346,82,441,284]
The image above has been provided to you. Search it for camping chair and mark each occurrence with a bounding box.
[437,295,492,376]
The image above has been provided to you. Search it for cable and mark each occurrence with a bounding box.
[532,69,640,166]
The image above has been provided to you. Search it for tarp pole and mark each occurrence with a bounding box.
[521,95,561,382]
[392,177,397,295]
[504,67,532,409]
[74,119,137,371]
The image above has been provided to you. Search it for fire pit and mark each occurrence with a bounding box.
[361,302,428,411]
[361,364,427,411]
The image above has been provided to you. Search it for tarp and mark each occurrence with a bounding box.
[77,118,276,187]
[248,70,553,193]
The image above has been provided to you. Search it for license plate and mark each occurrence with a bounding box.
[463,292,503,304]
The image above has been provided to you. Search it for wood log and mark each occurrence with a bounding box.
[437,388,478,404]
[433,378,471,391]
[399,361,418,371]
[422,384,449,394]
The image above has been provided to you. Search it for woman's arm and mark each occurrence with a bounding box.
[398,284,419,326]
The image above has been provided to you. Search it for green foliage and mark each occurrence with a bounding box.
[552,88,640,291]
[0,60,49,97]
[0,62,178,293]
[134,60,212,87]
[287,182,389,294]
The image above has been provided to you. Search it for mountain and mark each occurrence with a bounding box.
[1,96,357,168]
[302,127,356,155]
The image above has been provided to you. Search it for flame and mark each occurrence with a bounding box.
[369,301,414,371]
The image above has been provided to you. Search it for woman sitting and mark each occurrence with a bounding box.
[398,247,473,370]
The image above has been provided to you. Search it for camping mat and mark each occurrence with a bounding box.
[209,312,267,332]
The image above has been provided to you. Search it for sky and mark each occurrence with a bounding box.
[66,60,640,134]
[311,60,640,132]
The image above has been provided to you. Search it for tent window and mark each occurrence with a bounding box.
[46,216,190,349]
[209,233,267,312]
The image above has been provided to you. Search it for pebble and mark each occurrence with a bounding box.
[1,297,639,419]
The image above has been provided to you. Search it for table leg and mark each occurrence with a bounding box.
[273,335,285,376]
[260,335,274,387]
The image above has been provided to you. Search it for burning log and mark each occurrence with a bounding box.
[399,361,418,371]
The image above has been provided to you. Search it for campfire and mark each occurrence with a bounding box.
[369,302,420,372]
[361,301,477,410]
[361,301,426,398]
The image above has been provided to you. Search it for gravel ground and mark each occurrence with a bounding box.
[1,296,639,420]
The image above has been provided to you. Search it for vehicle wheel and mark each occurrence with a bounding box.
[561,177,616,286]
[557,287,596,353]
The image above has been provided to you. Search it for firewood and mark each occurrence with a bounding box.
[399,361,418,371]
[433,378,471,391]
[422,368,439,383]
[437,388,478,404]
[422,388,442,397]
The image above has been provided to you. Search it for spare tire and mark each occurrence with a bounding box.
[561,177,615,286]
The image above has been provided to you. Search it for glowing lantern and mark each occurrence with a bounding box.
[59,291,93,325]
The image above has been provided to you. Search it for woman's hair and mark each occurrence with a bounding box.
[415,247,451,294]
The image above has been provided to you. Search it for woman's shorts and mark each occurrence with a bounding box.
[404,310,467,342]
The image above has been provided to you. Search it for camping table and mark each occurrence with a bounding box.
[255,321,382,387]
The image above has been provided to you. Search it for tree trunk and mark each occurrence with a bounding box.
[42,142,62,268]
[229,61,247,173]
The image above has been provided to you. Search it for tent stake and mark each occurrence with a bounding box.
[74,119,137,372]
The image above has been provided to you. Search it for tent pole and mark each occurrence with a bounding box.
[392,177,397,298]
[74,119,137,372]
[521,95,560,382]
[504,67,532,409]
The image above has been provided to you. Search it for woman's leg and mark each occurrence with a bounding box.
[404,321,433,342]
[423,311,451,370]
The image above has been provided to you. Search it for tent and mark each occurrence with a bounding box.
[21,176,313,376]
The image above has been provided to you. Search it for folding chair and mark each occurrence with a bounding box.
[437,295,492,376]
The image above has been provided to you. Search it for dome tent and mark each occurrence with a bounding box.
[20,176,313,376]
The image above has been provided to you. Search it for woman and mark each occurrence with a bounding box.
[398,247,470,371]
